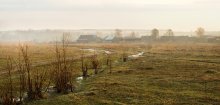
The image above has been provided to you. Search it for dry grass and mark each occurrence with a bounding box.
[0,43,219,105]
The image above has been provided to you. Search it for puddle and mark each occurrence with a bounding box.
[102,50,112,54]
[13,97,23,103]
[47,86,56,93]
[11,77,84,103]
[128,52,144,59]
[76,76,83,84]
[81,49,112,54]
[80,48,96,52]
[114,60,119,63]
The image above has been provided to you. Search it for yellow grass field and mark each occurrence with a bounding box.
[0,43,219,105]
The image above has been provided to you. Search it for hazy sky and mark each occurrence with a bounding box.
[0,0,220,31]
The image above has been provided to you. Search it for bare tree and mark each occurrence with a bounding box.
[196,27,205,37]
[0,57,17,105]
[91,54,99,74]
[19,44,47,100]
[17,50,26,103]
[106,54,112,74]
[164,29,174,42]
[96,31,102,37]
[53,33,74,93]
[7,57,13,105]
[115,29,123,38]
[19,45,33,99]
[165,29,174,36]
[130,31,136,38]
[151,28,159,39]
[82,63,88,78]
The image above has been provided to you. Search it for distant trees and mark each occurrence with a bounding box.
[163,29,175,42]
[114,29,123,42]
[196,27,205,37]
[130,31,136,38]
[115,29,123,38]
[151,28,159,39]
[165,29,174,36]
[96,31,102,37]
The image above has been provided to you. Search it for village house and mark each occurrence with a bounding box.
[103,35,123,43]
[141,35,156,42]
[77,35,101,43]
[123,36,140,42]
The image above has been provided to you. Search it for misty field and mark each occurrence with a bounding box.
[0,43,220,105]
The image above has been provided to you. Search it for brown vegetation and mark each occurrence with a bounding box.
[53,34,74,93]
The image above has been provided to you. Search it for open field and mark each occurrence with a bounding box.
[0,43,220,105]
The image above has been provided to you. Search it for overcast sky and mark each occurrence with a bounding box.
[0,0,220,31]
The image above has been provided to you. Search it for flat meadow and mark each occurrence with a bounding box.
[0,42,219,105]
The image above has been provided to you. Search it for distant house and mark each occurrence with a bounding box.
[123,36,140,42]
[141,35,191,43]
[103,35,115,42]
[206,36,220,43]
[141,36,155,42]
[103,35,123,43]
[159,36,173,42]
[174,36,190,42]
[77,35,101,43]
[216,37,220,43]
[160,36,190,42]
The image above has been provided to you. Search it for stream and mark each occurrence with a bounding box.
[128,52,144,59]
[10,50,143,104]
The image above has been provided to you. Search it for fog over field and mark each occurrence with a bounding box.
[0,0,220,105]
[1,0,219,42]
[0,29,219,42]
